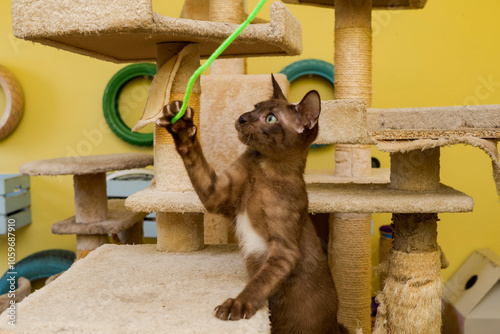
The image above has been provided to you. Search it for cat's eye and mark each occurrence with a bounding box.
[266,114,277,124]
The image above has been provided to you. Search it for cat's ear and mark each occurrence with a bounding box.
[271,74,287,101]
[295,90,321,133]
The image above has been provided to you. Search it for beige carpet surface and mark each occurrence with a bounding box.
[52,199,146,235]
[307,183,473,214]
[12,1,301,63]
[282,0,427,9]
[20,153,153,176]
[126,182,473,214]
[0,244,270,334]
[304,168,390,184]
[377,137,500,201]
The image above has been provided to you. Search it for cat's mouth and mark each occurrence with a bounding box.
[235,121,254,146]
[236,128,254,146]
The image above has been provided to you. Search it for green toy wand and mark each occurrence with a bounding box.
[171,0,268,123]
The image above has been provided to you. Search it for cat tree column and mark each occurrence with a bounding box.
[209,0,246,75]
[72,173,109,258]
[201,0,247,244]
[331,1,373,332]
[374,148,444,334]
[154,43,205,252]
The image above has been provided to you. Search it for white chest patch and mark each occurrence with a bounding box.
[235,212,268,259]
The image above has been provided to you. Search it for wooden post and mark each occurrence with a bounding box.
[154,43,204,252]
[330,1,373,333]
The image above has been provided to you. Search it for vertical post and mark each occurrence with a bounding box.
[73,173,109,259]
[330,1,372,333]
[208,0,246,75]
[154,43,204,252]
[204,0,246,244]
[76,235,109,260]
[73,173,108,223]
[374,148,443,334]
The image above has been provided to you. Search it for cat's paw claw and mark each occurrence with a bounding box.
[187,124,197,138]
[183,105,194,121]
[155,117,169,128]
[161,101,193,120]
[159,101,196,141]
[165,101,194,120]
[214,298,256,321]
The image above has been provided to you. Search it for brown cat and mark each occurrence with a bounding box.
[156,75,343,334]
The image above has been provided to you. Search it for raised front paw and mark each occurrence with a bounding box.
[156,100,197,139]
[213,297,259,321]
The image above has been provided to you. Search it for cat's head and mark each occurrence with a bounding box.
[235,74,321,156]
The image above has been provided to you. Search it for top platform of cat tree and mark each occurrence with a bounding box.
[282,0,428,9]
[19,153,154,176]
[11,0,302,63]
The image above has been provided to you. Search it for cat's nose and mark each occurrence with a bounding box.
[238,114,248,125]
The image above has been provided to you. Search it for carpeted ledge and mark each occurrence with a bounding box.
[0,244,270,333]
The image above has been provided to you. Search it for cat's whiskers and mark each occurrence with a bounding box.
[239,130,254,145]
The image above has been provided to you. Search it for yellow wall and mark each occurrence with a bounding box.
[1,0,499,295]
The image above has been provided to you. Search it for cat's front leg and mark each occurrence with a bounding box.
[156,101,244,217]
[214,207,303,322]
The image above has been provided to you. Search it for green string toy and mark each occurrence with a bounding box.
[172,0,268,123]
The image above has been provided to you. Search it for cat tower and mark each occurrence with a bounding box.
[282,1,500,333]
[1,0,300,332]
[4,1,500,334]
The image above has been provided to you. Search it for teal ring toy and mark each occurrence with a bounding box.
[103,63,157,146]
[280,59,335,149]
[0,249,75,293]
[280,59,334,86]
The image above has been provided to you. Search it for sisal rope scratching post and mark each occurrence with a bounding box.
[374,147,444,334]
[330,1,373,332]
[378,225,392,291]
[154,43,204,252]
[329,213,372,332]
[209,0,247,75]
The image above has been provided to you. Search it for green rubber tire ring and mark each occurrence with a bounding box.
[280,59,334,86]
[103,63,157,146]
[280,59,334,149]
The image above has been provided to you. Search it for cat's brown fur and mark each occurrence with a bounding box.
[157,75,343,334]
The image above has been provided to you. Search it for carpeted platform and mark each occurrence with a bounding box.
[282,0,428,9]
[0,245,270,333]
[126,182,473,214]
[11,0,301,63]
